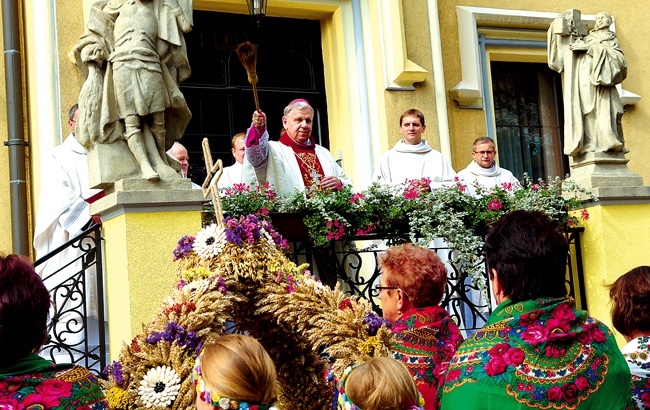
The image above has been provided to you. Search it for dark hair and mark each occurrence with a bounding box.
[608,266,650,336]
[0,254,51,366]
[484,210,568,302]
[399,109,425,127]
[68,103,79,121]
[379,243,447,307]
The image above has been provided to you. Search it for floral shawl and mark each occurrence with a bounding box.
[391,305,463,410]
[622,336,650,409]
[441,297,633,409]
[0,353,108,409]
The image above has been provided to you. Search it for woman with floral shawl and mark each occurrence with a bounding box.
[609,266,650,409]
[441,210,633,409]
[377,243,463,409]
[0,254,108,409]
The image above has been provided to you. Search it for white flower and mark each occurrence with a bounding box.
[138,365,181,408]
[193,224,227,259]
[218,397,231,409]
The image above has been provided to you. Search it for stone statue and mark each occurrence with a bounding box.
[548,10,627,156]
[71,0,193,187]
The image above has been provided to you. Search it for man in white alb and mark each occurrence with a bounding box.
[374,109,455,189]
[33,104,105,364]
[244,98,352,195]
[456,136,519,196]
[218,133,246,189]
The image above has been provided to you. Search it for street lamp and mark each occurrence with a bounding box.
[246,0,268,18]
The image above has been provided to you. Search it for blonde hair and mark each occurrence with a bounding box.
[231,133,246,148]
[344,357,420,410]
[200,334,277,404]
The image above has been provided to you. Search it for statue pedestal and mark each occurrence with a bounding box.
[90,179,205,359]
[568,152,650,200]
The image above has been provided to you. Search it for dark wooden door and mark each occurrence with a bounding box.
[180,11,329,185]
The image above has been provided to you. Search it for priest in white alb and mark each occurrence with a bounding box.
[456,136,520,197]
[373,109,455,189]
[243,98,352,195]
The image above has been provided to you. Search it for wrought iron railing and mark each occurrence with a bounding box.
[283,226,586,335]
[34,223,107,376]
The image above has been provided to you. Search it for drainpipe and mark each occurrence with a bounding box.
[3,0,30,255]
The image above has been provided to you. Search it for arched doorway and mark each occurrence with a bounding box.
[180,11,329,184]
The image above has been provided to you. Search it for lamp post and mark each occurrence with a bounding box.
[246,0,268,19]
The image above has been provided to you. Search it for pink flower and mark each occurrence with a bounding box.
[403,189,419,200]
[501,182,513,191]
[350,193,365,203]
[488,343,510,357]
[446,369,461,382]
[575,376,589,391]
[581,209,590,220]
[36,379,72,397]
[232,183,250,192]
[521,325,547,344]
[503,347,524,366]
[487,199,503,211]
[22,393,61,408]
[562,383,579,401]
[484,356,507,376]
[551,303,576,322]
[547,386,563,402]
[531,184,540,191]
[544,345,565,358]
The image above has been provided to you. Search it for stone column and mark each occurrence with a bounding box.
[91,179,205,359]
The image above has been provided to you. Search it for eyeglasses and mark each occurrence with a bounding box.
[474,150,496,156]
[373,285,399,293]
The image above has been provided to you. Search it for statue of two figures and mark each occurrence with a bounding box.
[548,9,644,190]
[71,0,193,188]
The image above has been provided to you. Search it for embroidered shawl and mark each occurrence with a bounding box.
[441,297,633,409]
[622,336,650,409]
[0,353,108,409]
[391,305,463,409]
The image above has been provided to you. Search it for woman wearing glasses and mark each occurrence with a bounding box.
[376,243,463,410]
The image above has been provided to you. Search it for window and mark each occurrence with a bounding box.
[490,63,568,181]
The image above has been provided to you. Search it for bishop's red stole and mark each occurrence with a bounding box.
[279,132,325,187]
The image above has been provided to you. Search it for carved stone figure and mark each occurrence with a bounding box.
[72,0,193,187]
[548,10,627,156]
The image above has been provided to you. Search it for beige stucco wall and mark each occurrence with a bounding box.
[437,0,650,179]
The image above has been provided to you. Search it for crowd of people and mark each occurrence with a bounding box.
[4,210,648,408]
[19,99,647,409]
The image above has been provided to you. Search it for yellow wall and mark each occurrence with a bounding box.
[103,209,203,356]
[578,203,650,345]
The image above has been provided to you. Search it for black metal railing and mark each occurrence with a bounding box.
[283,227,586,335]
[34,223,107,376]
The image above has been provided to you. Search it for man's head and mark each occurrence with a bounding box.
[231,133,246,164]
[485,210,568,303]
[168,141,190,177]
[595,12,612,30]
[68,103,79,134]
[399,109,426,145]
[471,137,497,169]
[282,99,314,144]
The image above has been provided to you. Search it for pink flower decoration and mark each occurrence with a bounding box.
[581,209,590,220]
[487,199,503,211]
[484,356,507,376]
[547,386,563,401]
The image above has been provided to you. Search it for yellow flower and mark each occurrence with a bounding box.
[180,266,213,283]
[358,336,383,355]
[106,386,132,409]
